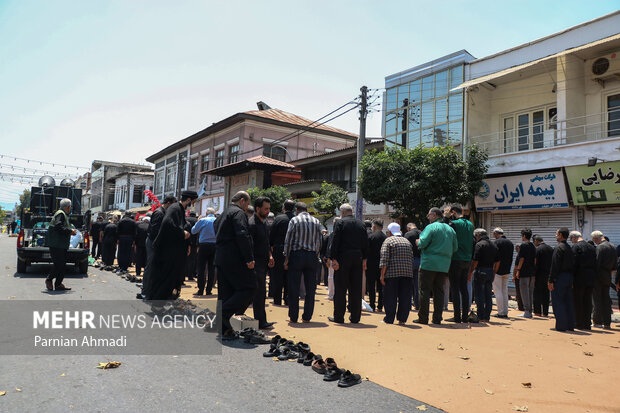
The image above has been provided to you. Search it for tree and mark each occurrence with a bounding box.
[311,181,349,228]
[358,145,488,228]
[15,189,31,217]
[246,186,292,215]
[0,205,6,222]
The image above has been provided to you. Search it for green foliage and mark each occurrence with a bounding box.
[358,145,488,228]
[311,181,349,227]
[246,186,292,215]
[15,189,31,217]
[0,205,6,222]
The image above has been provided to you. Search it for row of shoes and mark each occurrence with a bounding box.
[262,336,362,388]
[239,327,271,344]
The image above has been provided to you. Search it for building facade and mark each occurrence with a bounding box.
[89,160,153,214]
[458,12,620,247]
[108,171,154,211]
[146,105,357,215]
[383,50,475,149]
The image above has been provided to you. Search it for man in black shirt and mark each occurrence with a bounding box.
[90,215,104,259]
[366,219,387,312]
[319,229,330,287]
[215,191,255,338]
[140,195,176,299]
[533,235,553,317]
[116,212,137,274]
[404,223,421,311]
[101,216,118,268]
[328,203,368,324]
[491,228,514,318]
[248,197,275,329]
[185,212,198,282]
[514,229,536,318]
[569,231,596,330]
[268,200,295,306]
[134,216,149,277]
[468,229,499,321]
[548,227,575,332]
[591,231,616,329]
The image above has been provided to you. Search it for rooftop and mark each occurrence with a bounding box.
[203,155,297,177]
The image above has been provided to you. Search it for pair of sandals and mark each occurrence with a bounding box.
[239,327,271,344]
[312,356,362,387]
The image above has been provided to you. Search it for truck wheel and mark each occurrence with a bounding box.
[78,260,88,274]
[17,259,27,274]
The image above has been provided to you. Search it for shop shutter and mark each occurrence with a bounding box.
[489,211,574,249]
[592,208,620,246]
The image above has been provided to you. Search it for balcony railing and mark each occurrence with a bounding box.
[470,112,619,156]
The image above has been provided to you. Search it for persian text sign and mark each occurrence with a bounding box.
[475,171,569,211]
[565,161,620,205]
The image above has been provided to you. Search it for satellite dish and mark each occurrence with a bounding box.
[38,176,56,187]
[60,178,75,187]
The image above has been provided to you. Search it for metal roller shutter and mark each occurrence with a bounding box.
[592,208,620,246]
[489,211,575,249]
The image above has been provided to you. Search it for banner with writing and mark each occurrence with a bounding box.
[475,171,569,211]
[565,161,620,205]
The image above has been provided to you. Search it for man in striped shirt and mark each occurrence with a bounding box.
[380,222,414,324]
[283,202,322,323]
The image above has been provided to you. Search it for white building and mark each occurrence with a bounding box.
[456,11,620,245]
[108,171,154,211]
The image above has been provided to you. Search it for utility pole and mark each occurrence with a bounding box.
[125,170,131,211]
[355,85,368,220]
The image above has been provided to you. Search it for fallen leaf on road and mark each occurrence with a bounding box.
[272,357,279,361]
[15,388,21,392]
[583,351,593,356]
[101,280,107,283]
[96,361,121,369]
[7,296,16,299]
[415,405,427,411]
[564,390,575,394]
[572,342,582,346]
[437,344,445,351]
[0,391,5,396]
[287,359,296,362]
[512,406,528,412]
[587,368,594,373]
[521,382,532,388]
[60,373,65,377]
[484,389,494,395]
[460,373,470,379]
[458,356,470,360]
[610,345,619,349]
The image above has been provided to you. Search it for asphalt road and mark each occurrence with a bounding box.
[0,235,444,413]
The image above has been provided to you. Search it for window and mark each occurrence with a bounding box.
[155,161,165,169]
[215,149,225,167]
[229,144,239,163]
[154,170,164,195]
[503,106,556,153]
[263,145,287,161]
[201,154,210,172]
[189,158,198,187]
[165,165,176,192]
[608,93,620,137]
[133,185,145,203]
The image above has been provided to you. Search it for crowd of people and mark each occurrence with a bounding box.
[45,192,620,337]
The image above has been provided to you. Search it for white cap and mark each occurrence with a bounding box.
[387,222,401,236]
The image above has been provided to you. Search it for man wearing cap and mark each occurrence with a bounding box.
[45,198,76,291]
[148,190,197,300]
[328,203,368,324]
[379,223,414,324]
[415,207,457,325]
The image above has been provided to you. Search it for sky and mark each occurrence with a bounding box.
[0,0,619,209]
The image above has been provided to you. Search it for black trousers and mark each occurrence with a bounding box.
[592,274,612,327]
[448,260,470,322]
[117,237,133,271]
[196,243,216,294]
[47,247,67,287]
[271,247,288,305]
[135,246,147,276]
[365,261,383,311]
[102,239,116,266]
[533,275,550,316]
[573,285,593,329]
[252,264,268,326]
[333,250,363,323]
[287,250,317,322]
[91,237,101,258]
[418,269,446,324]
[217,265,256,333]
[383,276,412,323]
[186,244,197,279]
[514,277,524,311]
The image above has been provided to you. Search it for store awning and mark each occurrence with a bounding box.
[452,33,620,91]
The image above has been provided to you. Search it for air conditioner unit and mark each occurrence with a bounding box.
[590,51,620,81]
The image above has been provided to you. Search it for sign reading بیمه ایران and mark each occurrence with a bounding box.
[564,160,620,205]
[475,171,569,211]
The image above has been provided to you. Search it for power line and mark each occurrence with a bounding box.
[0,154,90,170]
